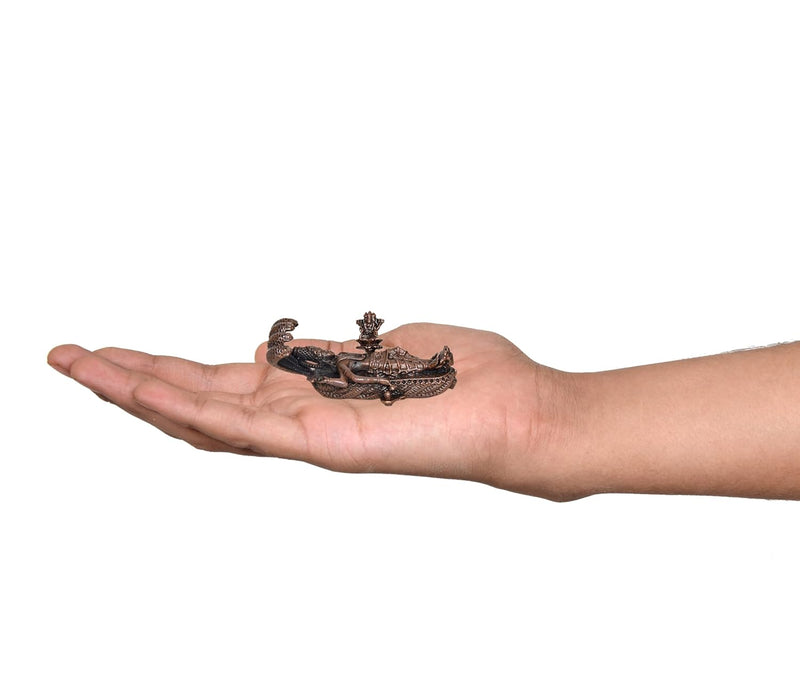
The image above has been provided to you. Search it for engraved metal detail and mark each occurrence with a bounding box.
[266,313,456,405]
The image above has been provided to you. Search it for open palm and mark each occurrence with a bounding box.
[49,323,552,493]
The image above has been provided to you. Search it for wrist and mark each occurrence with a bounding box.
[488,362,597,502]
[535,369,603,501]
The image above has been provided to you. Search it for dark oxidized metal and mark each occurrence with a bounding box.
[267,312,456,405]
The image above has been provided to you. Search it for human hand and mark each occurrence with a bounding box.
[48,324,576,500]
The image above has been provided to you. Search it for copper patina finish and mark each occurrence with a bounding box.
[266,312,457,405]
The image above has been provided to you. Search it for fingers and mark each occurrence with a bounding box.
[48,344,91,376]
[92,347,273,394]
[132,378,306,458]
[56,350,260,456]
[50,344,276,394]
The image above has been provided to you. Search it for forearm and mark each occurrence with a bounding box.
[567,342,800,499]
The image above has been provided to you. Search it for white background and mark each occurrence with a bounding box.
[2,1,799,671]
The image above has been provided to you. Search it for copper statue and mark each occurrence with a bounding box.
[266,312,457,405]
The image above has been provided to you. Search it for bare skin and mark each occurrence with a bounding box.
[47,324,800,501]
